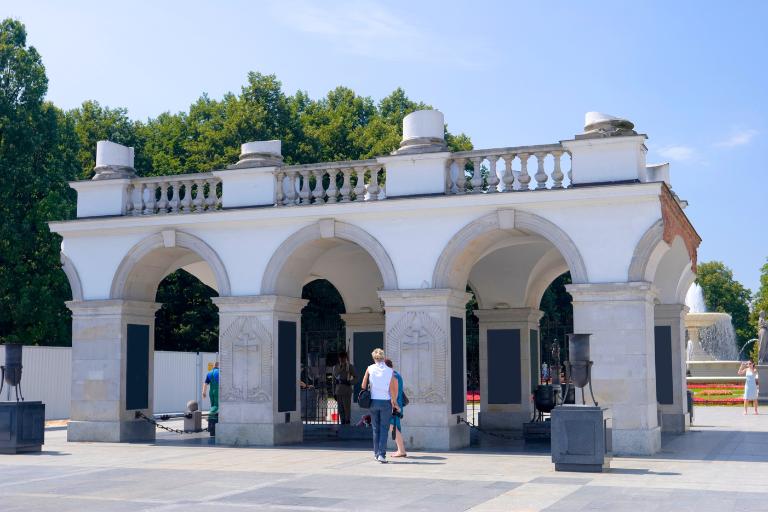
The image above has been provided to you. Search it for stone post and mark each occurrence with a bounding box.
[339,312,385,424]
[376,110,451,197]
[212,295,307,446]
[69,141,137,217]
[66,300,161,442]
[566,282,661,456]
[654,304,690,433]
[378,289,470,450]
[475,308,543,430]
[212,140,283,208]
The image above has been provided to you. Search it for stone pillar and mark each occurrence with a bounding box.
[378,289,470,450]
[655,304,690,433]
[66,300,161,442]
[475,308,543,430]
[213,295,307,446]
[339,312,385,424]
[566,282,661,456]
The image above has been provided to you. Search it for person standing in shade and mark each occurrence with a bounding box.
[738,360,759,415]
[202,361,220,419]
[385,359,407,457]
[333,352,356,424]
[361,348,399,463]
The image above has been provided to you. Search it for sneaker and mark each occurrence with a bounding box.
[377,455,388,463]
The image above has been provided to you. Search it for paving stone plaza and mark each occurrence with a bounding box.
[1,407,766,512]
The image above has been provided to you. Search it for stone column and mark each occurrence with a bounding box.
[378,289,470,450]
[475,308,543,430]
[566,282,661,456]
[213,295,307,446]
[339,312,385,424]
[66,300,161,442]
[655,304,690,433]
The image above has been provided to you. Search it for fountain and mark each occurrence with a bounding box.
[684,283,741,379]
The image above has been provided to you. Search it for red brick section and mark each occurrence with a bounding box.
[660,184,702,272]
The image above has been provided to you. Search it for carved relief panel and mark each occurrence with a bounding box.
[219,316,273,403]
[387,311,447,403]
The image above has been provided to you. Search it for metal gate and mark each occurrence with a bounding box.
[300,318,346,424]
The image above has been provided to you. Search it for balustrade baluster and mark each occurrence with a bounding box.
[367,166,380,200]
[214,181,222,210]
[157,182,169,214]
[203,179,215,211]
[312,169,326,205]
[274,171,285,207]
[299,170,312,205]
[454,158,467,194]
[179,181,192,213]
[285,170,298,206]
[192,179,205,212]
[445,160,454,194]
[566,151,572,187]
[168,183,179,213]
[551,150,564,189]
[125,184,135,215]
[340,168,353,202]
[326,168,339,203]
[144,183,156,214]
[487,155,500,193]
[470,156,484,193]
[132,183,144,216]
[518,153,531,190]
[501,154,516,192]
[534,152,548,189]
[352,167,366,201]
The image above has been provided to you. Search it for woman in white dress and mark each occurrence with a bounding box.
[738,360,759,415]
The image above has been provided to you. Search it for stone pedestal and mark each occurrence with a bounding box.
[66,300,161,443]
[758,365,768,404]
[378,289,470,450]
[475,308,543,430]
[213,295,307,446]
[0,401,45,454]
[551,405,612,472]
[566,283,661,456]
[340,312,385,425]
[655,304,690,433]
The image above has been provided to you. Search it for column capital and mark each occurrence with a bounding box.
[474,307,544,325]
[378,288,470,310]
[212,295,307,315]
[66,299,161,317]
[340,312,385,327]
[566,282,658,303]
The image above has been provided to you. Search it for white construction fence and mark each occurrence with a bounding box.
[0,346,218,420]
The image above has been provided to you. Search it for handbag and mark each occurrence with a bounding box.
[358,387,372,409]
[402,392,410,407]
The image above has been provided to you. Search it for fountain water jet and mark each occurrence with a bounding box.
[684,283,741,378]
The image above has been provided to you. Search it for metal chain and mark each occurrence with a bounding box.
[459,417,521,441]
[135,411,208,435]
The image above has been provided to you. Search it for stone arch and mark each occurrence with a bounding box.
[261,219,398,296]
[60,252,84,301]
[627,219,668,282]
[110,230,231,300]
[432,209,588,290]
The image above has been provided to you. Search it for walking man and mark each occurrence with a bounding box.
[202,361,220,420]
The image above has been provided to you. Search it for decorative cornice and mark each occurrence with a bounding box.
[660,184,701,272]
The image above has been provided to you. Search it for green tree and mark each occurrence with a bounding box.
[0,19,78,345]
[751,258,768,336]
[696,261,755,348]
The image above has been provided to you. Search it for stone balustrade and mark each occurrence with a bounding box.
[274,160,386,206]
[445,144,570,194]
[73,111,655,218]
[126,174,222,215]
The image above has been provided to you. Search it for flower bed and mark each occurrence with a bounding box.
[688,381,746,406]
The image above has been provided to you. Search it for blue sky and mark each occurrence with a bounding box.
[6,0,767,293]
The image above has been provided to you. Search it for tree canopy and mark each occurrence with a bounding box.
[696,261,755,347]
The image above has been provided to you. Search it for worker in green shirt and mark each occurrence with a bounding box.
[202,361,220,421]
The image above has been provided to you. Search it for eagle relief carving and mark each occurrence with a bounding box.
[219,316,273,403]
[387,311,446,403]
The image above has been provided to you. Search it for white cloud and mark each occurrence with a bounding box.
[659,145,696,162]
[266,1,485,66]
[715,128,758,148]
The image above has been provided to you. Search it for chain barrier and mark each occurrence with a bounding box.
[134,410,209,435]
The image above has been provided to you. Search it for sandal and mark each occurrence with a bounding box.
[391,453,407,458]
